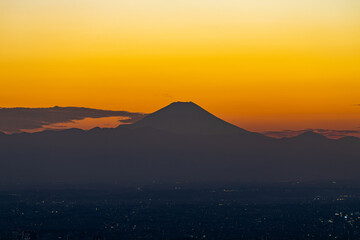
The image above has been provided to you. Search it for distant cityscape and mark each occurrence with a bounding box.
[1,183,360,240]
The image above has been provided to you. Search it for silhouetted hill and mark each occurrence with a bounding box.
[338,136,360,144]
[282,131,332,145]
[0,102,359,188]
[292,131,329,140]
[129,102,250,135]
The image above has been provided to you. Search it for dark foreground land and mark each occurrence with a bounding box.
[1,183,360,240]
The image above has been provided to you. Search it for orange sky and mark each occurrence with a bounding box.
[1,0,359,132]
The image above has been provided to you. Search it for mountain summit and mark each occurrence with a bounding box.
[130,101,250,135]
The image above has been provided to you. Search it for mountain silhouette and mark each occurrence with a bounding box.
[129,101,250,135]
[0,101,360,187]
[293,131,329,140]
[284,131,331,144]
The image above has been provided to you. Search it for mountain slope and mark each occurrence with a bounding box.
[129,101,250,135]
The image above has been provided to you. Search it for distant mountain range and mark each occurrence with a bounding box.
[0,102,359,188]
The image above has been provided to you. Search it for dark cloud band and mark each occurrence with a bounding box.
[0,106,146,133]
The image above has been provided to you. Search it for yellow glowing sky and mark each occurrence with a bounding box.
[1,0,360,131]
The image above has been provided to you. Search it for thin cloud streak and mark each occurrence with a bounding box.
[263,129,360,139]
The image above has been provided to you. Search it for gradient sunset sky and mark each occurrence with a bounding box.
[1,0,359,132]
